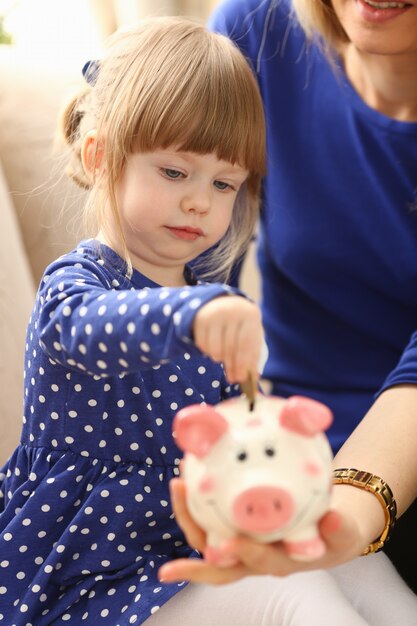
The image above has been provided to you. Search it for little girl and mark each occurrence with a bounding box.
[0,16,268,625]
[0,15,400,626]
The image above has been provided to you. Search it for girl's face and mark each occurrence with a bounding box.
[331,0,417,55]
[108,149,248,286]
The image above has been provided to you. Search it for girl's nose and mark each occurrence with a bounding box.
[180,187,211,215]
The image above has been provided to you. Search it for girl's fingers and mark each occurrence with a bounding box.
[234,322,261,382]
[211,322,227,365]
[198,317,225,364]
[192,321,208,359]
[192,297,265,384]
[221,320,239,381]
[223,320,262,383]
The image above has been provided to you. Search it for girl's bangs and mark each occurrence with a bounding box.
[126,40,265,177]
[136,100,264,176]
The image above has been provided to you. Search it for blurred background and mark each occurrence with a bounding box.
[0,0,220,68]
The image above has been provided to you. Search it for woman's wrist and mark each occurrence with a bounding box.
[333,468,397,555]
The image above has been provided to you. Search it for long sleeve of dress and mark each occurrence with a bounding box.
[37,246,239,377]
[377,331,417,395]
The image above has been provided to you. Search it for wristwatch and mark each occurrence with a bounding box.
[332,468,397,555]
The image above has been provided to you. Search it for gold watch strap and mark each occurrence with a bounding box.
[332,468,397,555]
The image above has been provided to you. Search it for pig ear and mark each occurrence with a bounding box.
[173,405,229,458]
[279,396,333,437]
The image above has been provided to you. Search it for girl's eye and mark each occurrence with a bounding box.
[162,168,183,179]
[214,180,234,191]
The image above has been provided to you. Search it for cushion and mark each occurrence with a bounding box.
[0,46,87,285]
[0,159,35,463]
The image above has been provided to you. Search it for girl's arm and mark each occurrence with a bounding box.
[37,256,262,381]
[159,384,417,584]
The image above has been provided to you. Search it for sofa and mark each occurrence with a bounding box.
[0,47,87,464]
[0,45,260,465]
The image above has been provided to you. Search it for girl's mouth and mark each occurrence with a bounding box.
[165,226,204,241]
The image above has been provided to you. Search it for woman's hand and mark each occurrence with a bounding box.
[192,296,264,384]
[158,479,366,585]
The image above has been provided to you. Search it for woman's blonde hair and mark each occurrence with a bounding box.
[60,16,266,282]
[292,0,348,52]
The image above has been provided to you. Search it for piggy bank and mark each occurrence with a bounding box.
[173,394,333,563]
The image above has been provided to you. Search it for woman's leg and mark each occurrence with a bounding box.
[331,552,417,626]
[145,571,370,626]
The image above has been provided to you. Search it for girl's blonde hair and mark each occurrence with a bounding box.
[292,0,348,52]
[60,16,266,282]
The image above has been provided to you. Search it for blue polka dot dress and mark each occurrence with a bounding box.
[0,240,240,625]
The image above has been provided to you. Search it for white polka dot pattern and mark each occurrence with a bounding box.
[0,241,240,624]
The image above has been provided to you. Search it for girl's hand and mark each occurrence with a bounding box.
[192,296,264,384]
[158,479,364,585]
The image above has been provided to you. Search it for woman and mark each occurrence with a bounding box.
[160,0,417,592]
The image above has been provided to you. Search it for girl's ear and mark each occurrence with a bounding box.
[81,130,104,181]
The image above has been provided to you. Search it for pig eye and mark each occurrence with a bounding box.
[264,446,276,457]
[236,451,248,462]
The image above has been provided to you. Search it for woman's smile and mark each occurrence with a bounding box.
[356,0,412,23]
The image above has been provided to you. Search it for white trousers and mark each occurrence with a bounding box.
[145,552,417,626]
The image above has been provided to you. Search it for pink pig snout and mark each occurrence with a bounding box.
[232,486,294,534]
